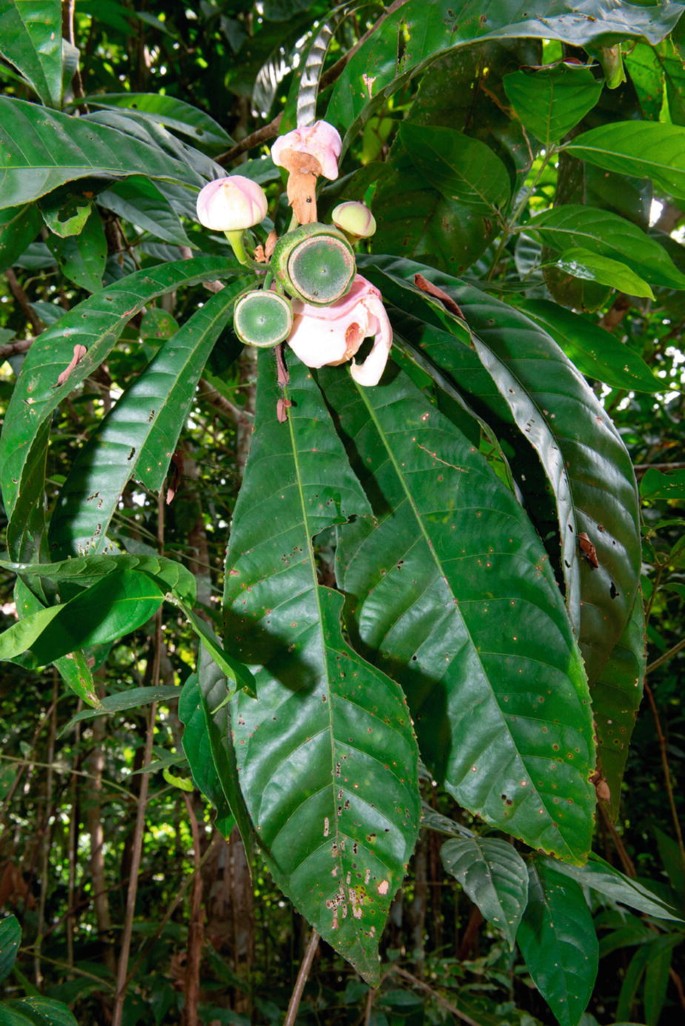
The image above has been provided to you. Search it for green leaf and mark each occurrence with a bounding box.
[13,578,99,706]
[196,648,254,853]
[328,364,595,862]
[97,176,192,247]
[550,853,682,922]
[179,674,235,837]
[46,211,108,293]
[644,937,675,1025]
[372,124,511,274]
[62,685,180,732]
[0,256,236,558]
[1,553,197,605]
[553,247,655,300]
[48,281,247,559]
[512,300,661,393]
[592,596,645,821]
[180,606,256,698]
[641,467,685,499]
[0,96,207,210]
[517,861,598,1026]
[441,836,528,949]
[40,192,93,238]
[0,205,42,273]
[223,355,420,984]
[0,997,78,1026]
[527,204,685,291]
[81,93,234,150]
[0,914,21,983]
[503,63,603,146]
[325,0,683,134]
[0,1,63,107]
[362,257,641,684]
[3,569,165,666]
[567,121,685,201]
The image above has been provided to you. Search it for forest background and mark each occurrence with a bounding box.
[0,2,684,1025]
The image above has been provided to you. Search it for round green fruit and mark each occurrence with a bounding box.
[233,290,293,348]
[271,223,356,306]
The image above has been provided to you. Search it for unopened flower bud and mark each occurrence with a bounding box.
[332,201,376,239]
[196,176,268,231]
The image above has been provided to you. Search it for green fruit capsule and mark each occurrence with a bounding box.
[271,223,356,306]
[233,290,293,348]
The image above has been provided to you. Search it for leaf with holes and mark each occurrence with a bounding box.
[327,364,595,862]
[223,355,420,984]
[441,836,529,949]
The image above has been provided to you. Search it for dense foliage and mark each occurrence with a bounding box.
[1,2,684,1025]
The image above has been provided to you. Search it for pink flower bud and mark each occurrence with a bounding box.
[331,201,376,238]
[271,120,342,181]
[287,274,392,386]
[196,176,268,231]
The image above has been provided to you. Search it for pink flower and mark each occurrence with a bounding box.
[287,275,392,386]
[271,120,342,181]
[196,175,268,231]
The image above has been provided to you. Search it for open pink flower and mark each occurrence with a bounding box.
[287,274,392,386]
[196,175,268,231]
[271,120,342,181]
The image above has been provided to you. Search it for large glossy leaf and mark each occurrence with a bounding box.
[589,595,645,820]
[13,578,98,706]
[0,997,78,1026]
[441,836,528,949]
[46,211,108,293]
[325,0,684,133]
[1,553,197,605]
[549,853,681,922]
[0,1,62,107]
[0,204,42,273]
[0,569,165,666]
[372,123,511,274]
[0,914,21,983]
[566,121,685,200]
[554,248,654,300]
[503,63,603,147]
[362,257,641,684]
[223,355,420,983]
[527,205,685,290]
[195,649,255,854]
[518,860,598,1026]
[97,177,191,247]
[513,299,661,394]
[48,281,248,559]
[179,673,235,838]
[81,93,233,150]
[328,364,595,862]
[0,256,236,559]
[0,96,206,210]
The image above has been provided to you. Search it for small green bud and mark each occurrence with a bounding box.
[331,201,377,239]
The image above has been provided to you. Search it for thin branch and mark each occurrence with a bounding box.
[0,337,34,361]
[388,967,484,1026]
[646,637,685,676]
[643,679,685,862]
[5,270,44,335]
[198,378,254,426]
[283,928,319,1026]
